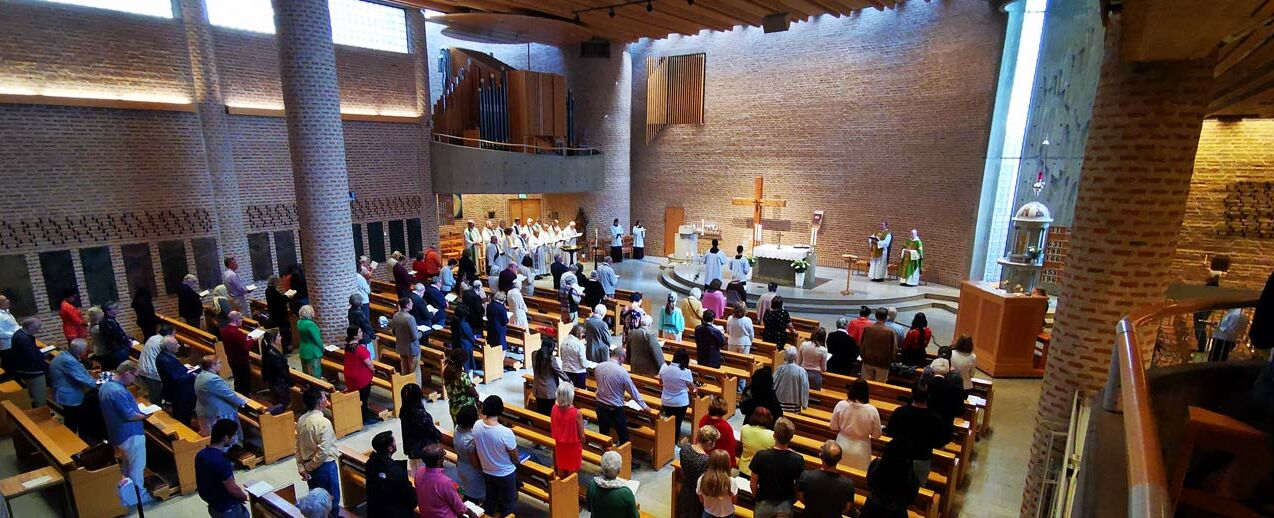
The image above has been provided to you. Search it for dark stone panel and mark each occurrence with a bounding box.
[158,240,189,295]
[273,230,298,275]
[367,222,386,262]
[80,246,118,305]
[248,232,273,282]
[38,251,77,312]
[407,218,423,255]
[120,243,157,301]
[192,237,221,290]
[0,255,38,317]
[389,220,406,257]
[352,224,364,263]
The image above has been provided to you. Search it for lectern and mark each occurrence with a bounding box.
[953,281,1047,377]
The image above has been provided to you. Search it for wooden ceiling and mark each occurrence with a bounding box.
[389,0,896,43]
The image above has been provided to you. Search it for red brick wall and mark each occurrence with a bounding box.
[630,2,1003,285]
[1172,119,1274,291]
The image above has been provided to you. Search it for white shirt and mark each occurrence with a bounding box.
[829,400,882,442]
[0,309,17,350]
[632,226,645,248]
[139,334,164,380]
[697,474,738,517]
[354,273,371,303]
[727,315,754,347]
[559,334,587,374]
[950,350,977,390]
[729,256,751,281]
[610,225,624,246]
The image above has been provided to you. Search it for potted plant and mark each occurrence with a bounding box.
[791,259,810,287]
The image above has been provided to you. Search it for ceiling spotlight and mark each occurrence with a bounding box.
[646,1,653,12]
[609,7,616,17]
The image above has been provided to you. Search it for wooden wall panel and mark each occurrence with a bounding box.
[646,53,705,142]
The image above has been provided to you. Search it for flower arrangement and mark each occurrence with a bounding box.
[747,256,757,267]
[790,259,810,273]
[1025,245,1042,261]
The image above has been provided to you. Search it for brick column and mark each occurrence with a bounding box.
[272,0,356,341]
[1020,18,1213,515]
[408,9,439,248]
[177,0,247,273]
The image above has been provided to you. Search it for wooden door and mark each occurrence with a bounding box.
[508,199,542,224]
[664,206,684,257]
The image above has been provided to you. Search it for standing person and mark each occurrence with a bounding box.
[585,304,612,363]
[597,257,619,299]
[594,346,650,445]
[260,330,290,415]
[559,273,582,324]
[702,239,727,287]
[423,246,443,280]
[694,309,725,369]
[97,301,134,372]
[681,288,705,331]
[177,275,204,328]
[773,346,810,413]
[923,359,965,440]
[867,222,893,282]
[463,220,483,272]
[660,293,686,340]
[899,229,924,287]
[531,338,569,415]
[223,257,249,312]
[826,317,860,376]
[220,311,253,395]
[551,382,585,478]
[678,426,718,518]
[347,294,376,361]
[296,388,341,517]
[139,324,175,403]
[131,288,159,339]
[452,405,486,504]
[697,450,738,518]
[443,348,479,422]
[440,259,457,293]
[196,419,249,518]
[392,297,422,385]
[860,308,899,382]
[885,308,908,346]
[473,396,521,518]
[486,291,510,352]
[797,441,857,517]
[343,327,380,425]
[626,315,664,376]
[728,245,751,285]
[748,417,805,518]
[366,431,418,518]
[1210,306,1251,361]
[351,266,371,326]
[297,305,323,378]
[451,304,478,375]
[286,264,309,312]
[210,286,233,331]
[550,254,569,290]
[398,383,441,473]
[848,306,873,344]
[660,349,697,441]
[59,290,87,344]
[265,276,293,354]
[156,336,196,426]
[99,361,154,504]
[727,302,755,355]
[701,280,727,321]
[900,312,931,367]
[620,293,646,340]
[697,396,737,466]
[50,339,98,435]
[195,355,246,444]
[586,452,638,517]
[756,283,779,327]
[631,221,646,260]
[555,324,588,387]
[423,278,447,327]
[739,366,784,423]
[830,379,882,471]
[393,255,414,298]
[8,319,48,406]
[507,279,529,329]
[498,262,518,294]
[884,388,947,494]
[949,334,978,391]
[797,327,830,390]
[609,218,625,263]
[738,408,775,478]
[860,440,919,518]
[416,444,477,518]
[761,297,796,349]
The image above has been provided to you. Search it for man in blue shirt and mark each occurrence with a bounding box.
[49,339,97,436]
[597,257,619,299]
[197,419,249,517]
[593,346,650,445]
[99,360,154,504]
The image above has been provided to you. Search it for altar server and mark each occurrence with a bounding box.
[729,245,751,285]
[610,218,625,263]
[703,239,728,287]
[632,221,646,260]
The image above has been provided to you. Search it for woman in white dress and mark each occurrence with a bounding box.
[508,278,529,329]
[950,334,978,390]
[829,378,882,471]
[631,221,646,260]
[702,239,727,286]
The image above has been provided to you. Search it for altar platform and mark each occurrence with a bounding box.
[658,261,961,316]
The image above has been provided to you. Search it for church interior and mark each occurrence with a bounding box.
[1,0,1274,516]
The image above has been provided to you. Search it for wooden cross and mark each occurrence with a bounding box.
[731,177,787,249]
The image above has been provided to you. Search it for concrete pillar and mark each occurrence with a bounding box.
[407,9,439,249]
[1020,17,1213,516]
[271,0,356,341]
[177,0,247,274]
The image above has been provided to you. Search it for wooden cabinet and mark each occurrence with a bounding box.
[954,281,1048,377]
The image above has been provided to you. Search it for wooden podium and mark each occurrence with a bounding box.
[953,281,1047,377]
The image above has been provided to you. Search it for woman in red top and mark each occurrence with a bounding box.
[696,396,738,467]
[342,326,379,424]
[901,312,932,367]
[58,291,87,343]
[550,382,585,477]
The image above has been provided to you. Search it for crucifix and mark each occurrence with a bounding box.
[731,177,787,249]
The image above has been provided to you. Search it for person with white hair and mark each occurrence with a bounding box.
[773,346,810,413]
[594,346,649,446]
[50,338,98,435]
[681,287,706,330]
[507,278,529,328]
[924,357,966,439]
[884,307,908,344]
[585,303,612,363]
[296,487,332,518]
[551,382,585,477]
[626,314,664,376]
[827,316,859,376]
[587,450,638,516]
[659,292,685,340]
[8,318,48,406]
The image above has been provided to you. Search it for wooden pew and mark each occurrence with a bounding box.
[247,481,359,518]
[3,400,126,518]
[522,376,676,468]
[319,344,412,424]
[0,368,33,435]
[500,402,634,479]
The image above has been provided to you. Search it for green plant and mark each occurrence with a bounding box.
[790,259,810,273]
[747,256,757,267]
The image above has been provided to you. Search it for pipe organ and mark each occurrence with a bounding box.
[433,48,571,151]
[645,53,706,143]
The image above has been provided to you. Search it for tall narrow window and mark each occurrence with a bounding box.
[41,0,172,17]
[646,53,706,142]
[207,0,407,53]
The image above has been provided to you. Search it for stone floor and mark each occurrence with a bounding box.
[0,258,1041,518]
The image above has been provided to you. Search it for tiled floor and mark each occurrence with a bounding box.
[0,259,1041,517]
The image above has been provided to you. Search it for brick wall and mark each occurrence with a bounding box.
[1172,119,1274,291]
[629,1,1004,285]
[0,0,433,335]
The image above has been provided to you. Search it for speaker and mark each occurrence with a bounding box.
[580,38,611,59]
[762,12,790,33]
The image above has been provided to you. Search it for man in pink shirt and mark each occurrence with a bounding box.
[415,444,478,518]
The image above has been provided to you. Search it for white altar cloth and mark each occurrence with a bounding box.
[753,244,812,261]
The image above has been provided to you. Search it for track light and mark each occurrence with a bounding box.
[646,1,653,12]
[609,7,616,17]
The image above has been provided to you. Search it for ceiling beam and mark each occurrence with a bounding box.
[693,0,771,26]
[542,0,707,38]
[639,0,747,32]
[1217,20,1274,76]
[1210,36,1274,113]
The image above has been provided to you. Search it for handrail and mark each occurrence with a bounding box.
[430,132,601,155]
[1103,295,1260,518]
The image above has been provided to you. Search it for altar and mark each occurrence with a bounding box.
[751,244,817,289]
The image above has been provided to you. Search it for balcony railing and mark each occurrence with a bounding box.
[431,133,601,156]
[1101,295,1261,517]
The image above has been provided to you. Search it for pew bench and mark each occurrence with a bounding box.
[521,376,676,468]
[2,400,126,518]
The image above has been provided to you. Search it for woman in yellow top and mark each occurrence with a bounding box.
[738,407,776,477]
[296,305,324,378]
[681,287,706,330]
